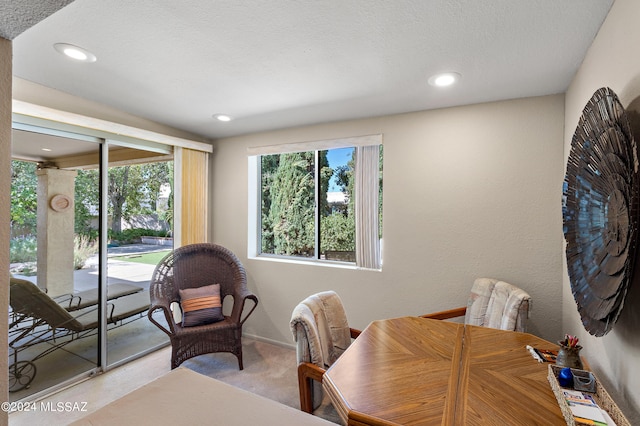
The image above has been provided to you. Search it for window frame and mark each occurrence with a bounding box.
[247,134,382,270]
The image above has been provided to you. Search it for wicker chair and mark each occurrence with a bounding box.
[421,277,531,332]
[290,291,360,413]
[148,243,258,370]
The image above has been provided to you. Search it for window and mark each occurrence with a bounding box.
[248,135,383,269]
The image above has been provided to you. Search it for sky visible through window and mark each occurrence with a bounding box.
[327,147,353,192]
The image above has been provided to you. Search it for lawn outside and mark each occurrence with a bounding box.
[112,249,171,265]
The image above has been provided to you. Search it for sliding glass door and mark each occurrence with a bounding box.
[9,125,173,401]
[103,142,173,367]
[9,126,102,399]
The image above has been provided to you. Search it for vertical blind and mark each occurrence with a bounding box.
[180,148,209,245]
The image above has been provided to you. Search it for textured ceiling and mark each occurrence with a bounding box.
[11,0,613,140]
[0,0,74,40]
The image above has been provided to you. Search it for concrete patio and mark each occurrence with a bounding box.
[9,243,173,402]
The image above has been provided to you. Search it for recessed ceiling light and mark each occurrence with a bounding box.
[213,114,233,122]
[428,72,461,87]
[54,43,97,63]
[41,148,52,152]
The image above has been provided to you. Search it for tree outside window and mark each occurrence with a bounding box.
[259,145,381,264]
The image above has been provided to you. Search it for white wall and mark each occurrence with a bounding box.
[1,37,12,426]
[212,94,565,345]
[564,0,640,421]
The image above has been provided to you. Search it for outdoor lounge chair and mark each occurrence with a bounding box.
[9,273,142,312]
[8,277,150,392]
[55,282,143,311]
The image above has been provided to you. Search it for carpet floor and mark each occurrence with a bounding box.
[9,338,340,425]
[182,338,341,424]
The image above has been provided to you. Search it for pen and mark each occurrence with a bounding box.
[526,345,543,362]
[572,416,606,426]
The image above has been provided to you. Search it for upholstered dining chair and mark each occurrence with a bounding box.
[421,277,532,332]
[290,291,361,414]
[148,243,258,370]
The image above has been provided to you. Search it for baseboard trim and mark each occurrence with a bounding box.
[243,332,295,350]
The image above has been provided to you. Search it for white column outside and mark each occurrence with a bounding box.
[37,168,77,297]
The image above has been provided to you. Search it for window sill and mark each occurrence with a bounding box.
[247,254,381,271]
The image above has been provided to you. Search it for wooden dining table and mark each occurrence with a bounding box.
[322,316,566,425]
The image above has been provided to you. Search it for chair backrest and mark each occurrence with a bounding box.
[9,277,87,331]
[150,243,248,310]
[290,291,352,410]
[464,278,531,332]
[290,291,352,369]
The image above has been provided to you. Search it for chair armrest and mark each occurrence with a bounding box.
[298,361,325,383]
[239,294,258,326]
[147,303,177,336]
[106,302,115,323]
[52,293,71,301]
[53,293,83,310]
[420,306,467,320]
[230,289,259,326]
[67,295,81,309]
[298,362,326,413]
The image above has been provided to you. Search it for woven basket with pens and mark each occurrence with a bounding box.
[548,364,630,426]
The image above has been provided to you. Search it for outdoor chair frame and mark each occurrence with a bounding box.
[8,277,150,392]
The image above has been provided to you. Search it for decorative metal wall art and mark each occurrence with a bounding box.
[563,87,639,336]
